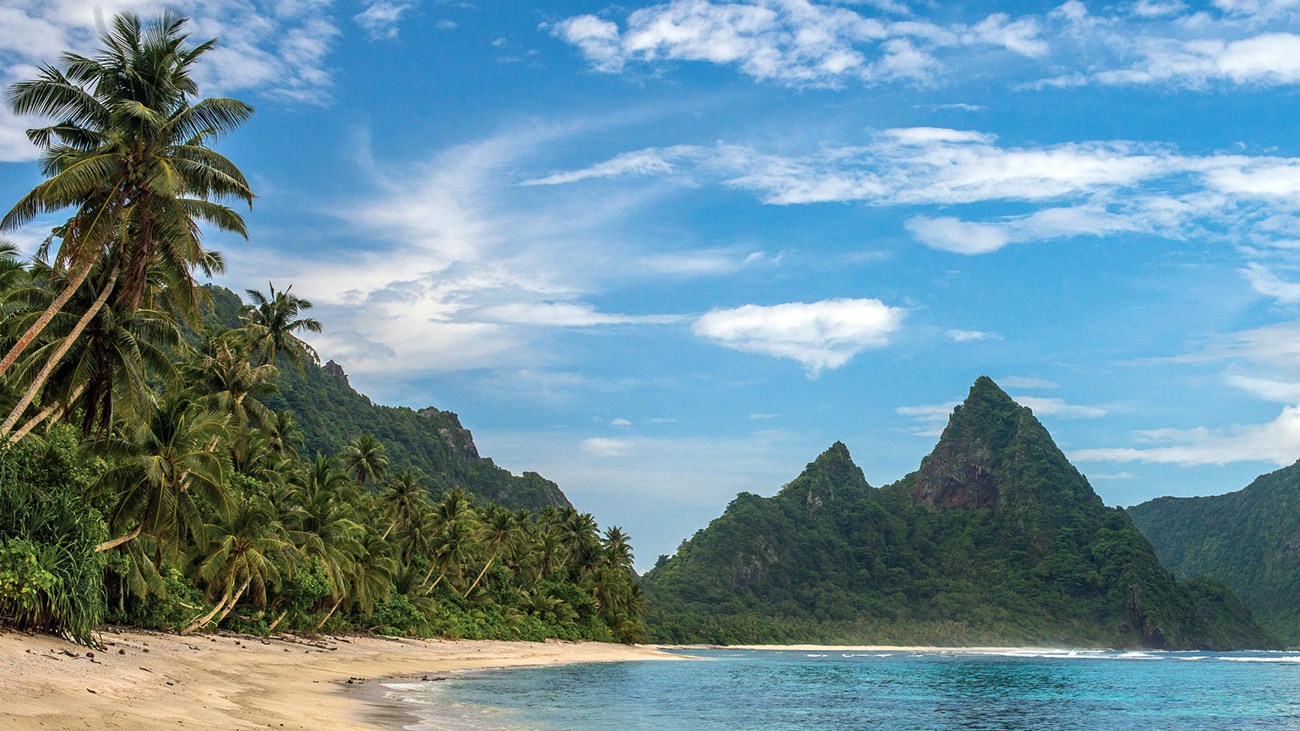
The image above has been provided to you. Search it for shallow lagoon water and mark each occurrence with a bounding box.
[379,649,1300,730]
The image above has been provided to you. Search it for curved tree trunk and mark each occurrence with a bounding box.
[214,576,252,627]
[314,595,344,632]
[267,608,289,633]
[8,383,84,443]
[185,589,233,633]
[95,522,143,553]
[0,265,120,440]
[0,254,98,380]
[465,554,497,597]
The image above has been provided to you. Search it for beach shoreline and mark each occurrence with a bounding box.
[0,629,1140,731]
[0,628,678,730]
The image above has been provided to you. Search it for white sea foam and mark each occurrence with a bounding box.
[1214,656,1300,663]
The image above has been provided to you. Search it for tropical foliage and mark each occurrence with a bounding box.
[1129,463,1300,646]
[0,12,645,646]
[643,379,1277,650]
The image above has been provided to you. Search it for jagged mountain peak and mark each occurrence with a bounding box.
[912,377,1081,512]
[779,441,871,512]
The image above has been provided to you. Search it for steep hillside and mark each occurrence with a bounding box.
[1129,464,1300,645]
[202,286,570,510]
[644,377,1275,650]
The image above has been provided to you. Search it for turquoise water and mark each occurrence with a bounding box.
[379,649,1300,730]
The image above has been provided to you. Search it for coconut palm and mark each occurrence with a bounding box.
[240,283,321,370]
[186,494,290,632]
[188,337,277,437]
[3,258,183,440]
[466,507,516,596]
[0,12,253,387]
[380,467,424,541]
[95,395,229,555]
[340,434,387,487]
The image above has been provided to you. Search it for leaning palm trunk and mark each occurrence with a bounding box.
[7,383,84,443]
[186,587,234,633]
[95,522,143,553]
[0,265,120,440]
[214,576,252,627]
[267,609,289,633]
[314,595,344,632]
[0,251,99,380]
[465,554,497,597]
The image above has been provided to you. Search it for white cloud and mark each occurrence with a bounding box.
[551,1,1047,87]
[221,124,696,380]
[692,298,906,376]
[1243,262,1300,302]
[354,1,413,40]
[896,401,960,436]
[526,129,1300,255]
[1072,404,1300,466]
[1014,396,1107,418]
[946,329,999,342]
[523,147,691,186]
[580,437,635,457]
[998,376,1059,389]
[906,217,1010,254]
[905,205,1145,254]
[610,418,633,427]
[1225,372,1300,402]
[0,0,341,160]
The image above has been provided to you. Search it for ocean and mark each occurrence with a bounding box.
[376,648,1300,730]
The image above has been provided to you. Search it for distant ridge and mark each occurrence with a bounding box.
[1129,463,1300,645]
[202,285,571,511]
[643,377,1276,649]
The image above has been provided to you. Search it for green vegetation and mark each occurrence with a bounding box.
[0,12,642,645]
[200,285,571,511]
[1128,462,1300,646]
[644,378,1276,650]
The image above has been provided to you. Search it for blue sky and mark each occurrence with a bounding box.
[5,0,1300,569]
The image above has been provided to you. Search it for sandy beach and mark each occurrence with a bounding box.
[0,629,678,730]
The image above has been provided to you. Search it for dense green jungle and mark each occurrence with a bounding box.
[0,12,643,647]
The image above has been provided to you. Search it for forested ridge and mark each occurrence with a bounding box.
[643,378,1277,650]
[1129,464,1300,646]
[201,285,571,511]
[0,13,643,646]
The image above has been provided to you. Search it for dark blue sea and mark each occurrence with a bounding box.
[375,648,1300,730]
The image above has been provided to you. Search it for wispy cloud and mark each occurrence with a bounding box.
[1072,404,1300,466]
[549,1,1046,87]
[523,128,1300,254]
[692,298,906,376]
[354,1,414,40]
[946,329,999,342]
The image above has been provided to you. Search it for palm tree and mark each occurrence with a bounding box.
[340,434,388,487]
[2,258,183,441]
[380,467,424,541]
[240,283,321,370]
[95,395,229,555]
[0,12,253,387]
[282,454,365,629]
[189,337,277,436]
[466,507,516,596]
[186,494,289,632]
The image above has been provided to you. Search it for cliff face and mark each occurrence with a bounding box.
[202,286,572,511]
[643,377,1277,650]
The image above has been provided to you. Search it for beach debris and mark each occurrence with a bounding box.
[86,689,96,694]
